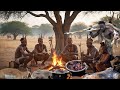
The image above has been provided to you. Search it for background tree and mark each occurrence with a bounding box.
[97,16,120,28]
[31,25,40,36]
[0,21,31,40]
[70,22,88,38]
[39,24,54,38]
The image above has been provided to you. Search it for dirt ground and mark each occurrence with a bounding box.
[0,35,120,70]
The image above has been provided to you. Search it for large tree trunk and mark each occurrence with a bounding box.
[54,25,64,55]
[13,34,17,40]
[53,23,71,55]
[63,24,71,46]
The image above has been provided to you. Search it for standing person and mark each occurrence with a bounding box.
[15,38,33,70]
[33,38,49,65]
[89,21,120,55]
[60,37,78,62]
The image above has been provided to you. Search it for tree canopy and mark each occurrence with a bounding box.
[0,21,31,39]
[101,16,120,28]
[70,22,87,32]
[39,24,54,36]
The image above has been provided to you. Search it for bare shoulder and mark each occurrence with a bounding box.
[17,45,22,50]
[35,44,39,47]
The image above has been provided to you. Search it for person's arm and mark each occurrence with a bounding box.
[83,49,90,57]
[34,45,39,54]
[90,48,98,59]
[69,45,78,55]
[19,47,29,56]
[101,54,110,64]
[74,45,78,55]
[86,48,89,55]
[43,45,47,53]
[26,47,31,53]
[94,54,101,61]
[89,30,100,38]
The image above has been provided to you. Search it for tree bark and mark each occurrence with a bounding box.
[13,34,18,40]
[53,24,64,55]
[62,24,71,46]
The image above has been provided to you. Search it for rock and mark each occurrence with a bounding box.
[0,68,31,79]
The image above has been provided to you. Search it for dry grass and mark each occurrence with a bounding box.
[0,35,120,69]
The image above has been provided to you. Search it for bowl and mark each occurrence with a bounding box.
[65,60,88,76]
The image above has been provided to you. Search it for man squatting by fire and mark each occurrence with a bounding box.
[60,37,78,63]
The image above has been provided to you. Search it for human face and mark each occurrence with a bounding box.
[21,39,27,46]
[67,38,72,45]
[87,42,92,48]
[38,39,43,45]
[99,23,106,32]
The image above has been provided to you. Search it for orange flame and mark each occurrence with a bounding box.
[48,51,64,70]
[52,51,63,66]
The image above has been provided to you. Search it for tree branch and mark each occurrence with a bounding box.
[53,11,62,25]
[69,11,81,24]
[64,11,71,24]
[27,11,46,17]
[27,11,56,26]
[45,11,56,26]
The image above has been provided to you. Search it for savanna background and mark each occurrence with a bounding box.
[0,11,120,70]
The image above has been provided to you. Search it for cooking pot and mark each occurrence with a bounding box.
[49,69,72,79]
[65,60,88,76]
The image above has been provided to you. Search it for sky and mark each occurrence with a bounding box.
[0,11,113,27]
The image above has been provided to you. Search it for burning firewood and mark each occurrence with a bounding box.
[43,50,66,72]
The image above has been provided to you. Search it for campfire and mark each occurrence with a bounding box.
[47,51,65,71]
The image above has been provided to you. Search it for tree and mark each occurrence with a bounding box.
[100,16,120,28]
[27,11,80,54]
[31,25,40,36]
[70,22,87,38]
[39,24,54,37]
[0,21,31,40]
[0,11,80,54]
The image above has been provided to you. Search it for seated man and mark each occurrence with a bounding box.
[81,38,99,72]
[33,38,49,65]
[95,43,112,72]
[15,38,33,70]
[60,37,78,63]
